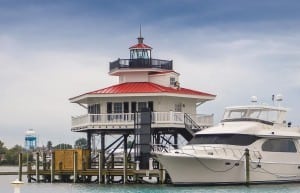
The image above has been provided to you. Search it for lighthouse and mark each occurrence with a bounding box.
[69,32,216,171]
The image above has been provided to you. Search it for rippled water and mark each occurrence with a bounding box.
[2,166,300,193]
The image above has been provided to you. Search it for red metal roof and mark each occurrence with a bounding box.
[86,82,215,97]
[129,43,152,49]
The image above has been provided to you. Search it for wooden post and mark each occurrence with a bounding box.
[42,152,46,182]
[73,151,77,183]
[100,133,105,183]
[173,134,178,149]
[123,134,128,184]
[27,162,32,183]
[26,152,30,183]
[42,152,46,170]
[110,154,115,182]
[98,152,101,184]
[159,163,165,184]
[50,151,54,183]
[87,132,92,150]
[87,132,92,167]
[245,148,250,186]
[18,153,22,182]
[36,152,40,182]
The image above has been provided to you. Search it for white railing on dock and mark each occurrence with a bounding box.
[71,112,214,130]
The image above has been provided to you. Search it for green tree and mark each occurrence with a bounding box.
[54,143,72,149]
[5,145,23,165]
[0,140,8,165]
[0,140,7,154]
[74,138,87,149]
[46,141,53,150]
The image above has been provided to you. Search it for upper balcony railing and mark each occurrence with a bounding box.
[71,112,213,132]
[109,58,173,72]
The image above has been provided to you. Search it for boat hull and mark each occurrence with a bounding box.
[154,152,300,185]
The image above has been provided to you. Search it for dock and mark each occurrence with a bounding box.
[5,151,166,184]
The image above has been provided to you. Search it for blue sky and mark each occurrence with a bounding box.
[1,0,300,147]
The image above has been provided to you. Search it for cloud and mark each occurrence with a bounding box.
[147,26,300,123]
[0,36,117,147]
[1,1,300,147]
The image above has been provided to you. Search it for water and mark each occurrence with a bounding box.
[1,166,300,193]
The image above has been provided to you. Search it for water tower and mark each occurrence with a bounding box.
[25,129,37,150]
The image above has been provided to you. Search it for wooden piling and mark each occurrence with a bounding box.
[98,152,101,184]
[27,162,32,183]
[18,153,22,181]
[73,151,77,183]
[36,152,40,182]
[100,133,105,183]
[173,134,178,149]
[50,151,54,183]
[111,154,115,182]
[245,148,250,186]
[42,152,47,170]
[123,134,128,184]
[159,163,164,184]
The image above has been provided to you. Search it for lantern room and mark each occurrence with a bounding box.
[129,30,152,60]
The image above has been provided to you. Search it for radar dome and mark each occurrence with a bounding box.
[251,96,258,103]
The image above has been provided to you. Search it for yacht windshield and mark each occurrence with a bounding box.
[223,107,286,124]
[188,134,259,146]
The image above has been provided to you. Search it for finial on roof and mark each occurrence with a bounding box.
[139,24,142,38]
[138,24,144,44]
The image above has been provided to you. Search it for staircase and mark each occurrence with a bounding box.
[182,113,202,141]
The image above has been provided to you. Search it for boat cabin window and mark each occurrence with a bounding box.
[223,110,247,119]
[188,134,259,146]
[262,139,297,153]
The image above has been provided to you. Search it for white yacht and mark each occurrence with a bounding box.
[154,98,300,185]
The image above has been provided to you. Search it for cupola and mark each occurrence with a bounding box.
[129,27,152,60]
[109,28,173,76]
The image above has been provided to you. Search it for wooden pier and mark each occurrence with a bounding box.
[25,168,163,183]
[9,150,166,184]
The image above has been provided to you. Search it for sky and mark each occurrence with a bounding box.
[1,0,300,148]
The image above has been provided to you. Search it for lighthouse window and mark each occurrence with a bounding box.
[262,139,297,153]
[138,102,147,112]
[113,102,123,120]
[148,101,154,111]
[170,77,176,86]
[175,104,182,112]
[123,102,129,113]
[131,102,137,113]
[113,103,123,113]
[88,104,101,122]
[88,104,100,114]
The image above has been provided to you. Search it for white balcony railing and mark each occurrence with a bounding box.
[71,112,213,131]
